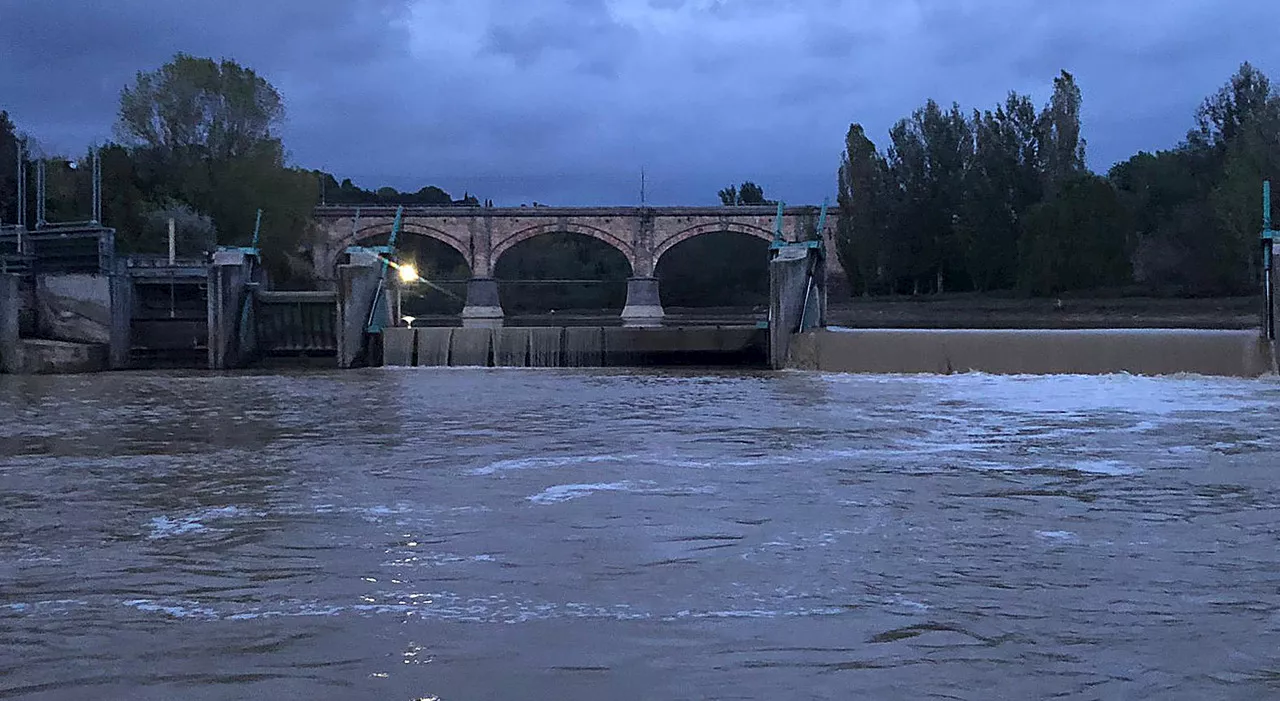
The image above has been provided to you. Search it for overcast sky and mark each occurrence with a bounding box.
[1,0,1277,205]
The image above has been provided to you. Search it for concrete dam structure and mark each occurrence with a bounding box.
[3,194,1278,378]
[310,203,841,328]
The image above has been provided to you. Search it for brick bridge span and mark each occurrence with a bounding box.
[312,205,843,327]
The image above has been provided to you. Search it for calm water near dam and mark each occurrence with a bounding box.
[2,368,1280,700]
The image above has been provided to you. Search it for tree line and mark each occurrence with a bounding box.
[0,54,486,286]
[4,53,1274,302]
[835,63,1279,298]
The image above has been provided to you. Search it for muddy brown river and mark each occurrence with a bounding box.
[2,369,1279,700]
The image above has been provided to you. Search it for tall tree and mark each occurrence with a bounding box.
[1037,70,1087,195]
[836,124,889,295]
[0,111,20,226]
[958,93,1042,291]
[1194,61,1273,150]
[116,54,312,283]
[884,100,973,293]
[117,53,284,162]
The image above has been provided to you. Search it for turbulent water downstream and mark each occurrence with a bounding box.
[2,369,1279,700]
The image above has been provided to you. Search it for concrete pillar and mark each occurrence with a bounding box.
[336,253,382,369]
[769,245,816,369]
[461,277,504,329]
[1269,242,1279,342]
[108,271,132,370]
[0,274,20,373]
[621,277,664,328]
[207,249,252,370]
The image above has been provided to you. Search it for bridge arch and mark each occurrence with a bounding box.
[492,222,635,275]
[325,220,473,275]
[653,221,776,268]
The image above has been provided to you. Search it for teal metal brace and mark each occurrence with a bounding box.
[365,206,404,333]
[770,199,826,252]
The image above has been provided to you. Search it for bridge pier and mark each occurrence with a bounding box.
[207,249,256,370]
[461,277,504,329]
[621,277,664,328]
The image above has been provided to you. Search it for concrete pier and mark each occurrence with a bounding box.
[207,250,255,370]
[0,274,20,373]
[461,278,504,329]
[621,277,664,328]
[769,243,824,369]
[1270,242,1279,342]
[31,273,131,369]
[336,251,382,369]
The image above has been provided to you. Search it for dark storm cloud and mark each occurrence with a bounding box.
[2,0,1278,205]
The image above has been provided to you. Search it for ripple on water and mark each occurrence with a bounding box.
[145,506,259,539]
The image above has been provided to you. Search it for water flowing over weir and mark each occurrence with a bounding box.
[530,327,563,367]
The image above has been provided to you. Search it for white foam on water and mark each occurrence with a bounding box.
[1035,530,1079,542]
[110,589,926,625]
[469,454,636,476]
[384,552,499,568]
[1,599,87,615]
[526,481,649,504]
[145,505,255,539]
[123,599,220,619]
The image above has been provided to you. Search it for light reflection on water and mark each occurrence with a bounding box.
[2,369,1280,700]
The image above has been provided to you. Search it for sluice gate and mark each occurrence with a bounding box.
[253,290,338,357]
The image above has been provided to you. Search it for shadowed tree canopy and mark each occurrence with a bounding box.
[836,62,1274,298]
[117,54,284,162]
[0,111,21,226]
[113,53,315,284]
[718,181,774,206]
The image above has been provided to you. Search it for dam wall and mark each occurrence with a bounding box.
[382,326,767,368]
[786,328,1277,378]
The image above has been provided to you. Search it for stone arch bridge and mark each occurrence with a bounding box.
[312,205,842,327]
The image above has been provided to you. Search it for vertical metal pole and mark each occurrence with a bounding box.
[91,148,102,224]
[35,159,46,229]
[168,217,176,264]
[1264,181,1272,232]
[15,142,25,252]
[251,209,262,249]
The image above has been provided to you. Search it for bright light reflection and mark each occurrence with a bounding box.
[397,263,419,283]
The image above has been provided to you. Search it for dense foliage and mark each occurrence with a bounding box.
[836,64,1280,298]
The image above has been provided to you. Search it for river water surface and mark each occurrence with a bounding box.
[2,369,1279,700]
